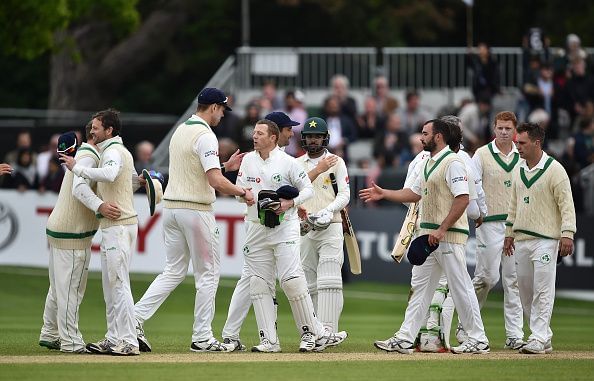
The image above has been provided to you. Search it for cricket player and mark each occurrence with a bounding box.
[236,119,346,353]
[61,109,142,356]
[297,117,350,333]
[360,119,489,354]
[133,88,253,353]
[504,122,576,354]
[457,111,525,350]
[40,127,106,353]
[221,112,337,351]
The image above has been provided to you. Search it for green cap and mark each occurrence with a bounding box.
[301,117,328,135]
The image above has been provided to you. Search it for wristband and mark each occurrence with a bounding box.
[220,164,226,174]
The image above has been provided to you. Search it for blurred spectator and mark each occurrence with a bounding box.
[259,79,283,114]
[564,59,594,127]
[373,75,398,117]
[36,134,59,181]
[216,94,242,142]
[357,96,386,140]
[572,117,594,169]
[323,95,357,161]
[399,89,430,136]
[4,130,36,166]
[467,43,500,103]
[0,163,12,176]
[373,114,409,168]
[3,148,38,191]
[218,138,240,185]
[458,95,492,151]
[134,140,155,174]
[284,90,308,157]
[408,133,424,157]
[522,27,551,71]
[522,62,560,137]
[238,101,262,152]
[39,156,65,193]
[325,74,358,128]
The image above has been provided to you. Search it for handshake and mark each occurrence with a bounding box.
[300,209,333,236]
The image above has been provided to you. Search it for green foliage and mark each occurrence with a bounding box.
[0,0,139,60]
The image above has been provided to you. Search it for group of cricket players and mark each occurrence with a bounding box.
[37,87,576,356]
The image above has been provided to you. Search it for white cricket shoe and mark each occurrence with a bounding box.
[111,341,140,356]
[314,330,348,352]
[520,339,553,354]
[251,338,281,353]
[190,338,233,352]
[451,339,490,354]
[298,332,316,352]
[374,335,414,354]
[135,319,152,352]
[224,338,246,352]
[86,338,116,354]
[455,323,468,344]
[504,337,527,350]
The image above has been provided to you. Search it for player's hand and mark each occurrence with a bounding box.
[475,216,483,228]
[359,181,384,202]
[224,149,246,172]
[275,198,294,215]
[59,153,76,171]
[428,228,446,246]
[0,163,13,175]
[559,237,574,257]
[297,206,308,220]
[98,202,121,220]
[138,174,147,187]
[316,155,338,174]
[503,237,515,256]
[242,187,255,206]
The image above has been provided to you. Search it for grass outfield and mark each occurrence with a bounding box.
[1,266,593,380]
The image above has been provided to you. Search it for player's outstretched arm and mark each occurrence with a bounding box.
[359,182,420,204]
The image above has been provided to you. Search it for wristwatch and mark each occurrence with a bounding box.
[220,163,226,174]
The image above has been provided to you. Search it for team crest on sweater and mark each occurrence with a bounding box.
[539,253,551,264]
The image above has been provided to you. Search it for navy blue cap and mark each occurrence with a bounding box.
[265,111,300,128]
[57,132,78,157]
[277,185,299,200]
[407,235,439,266]
[198,87,232,111]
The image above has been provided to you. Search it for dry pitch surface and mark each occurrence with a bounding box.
[3,351,594,363]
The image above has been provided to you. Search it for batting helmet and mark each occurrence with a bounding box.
[301,117,329,154]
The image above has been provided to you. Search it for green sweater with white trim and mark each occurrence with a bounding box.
[505,156,576,241]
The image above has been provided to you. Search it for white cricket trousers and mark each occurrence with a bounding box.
[100,224,138,347]
[134,208,220,343]
[473,222,524,339]
[514,238,558,344]
[40,246,90,352]
[399,242,488,344]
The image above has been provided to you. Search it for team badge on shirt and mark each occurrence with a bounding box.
[539,253,551,264]
[504,180,512,188]
[272,173,282,183]
[523,196,530,204]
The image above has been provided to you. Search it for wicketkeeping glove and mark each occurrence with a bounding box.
[300,219,313,236]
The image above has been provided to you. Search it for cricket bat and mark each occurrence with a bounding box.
[391,202,419,263]
[329,173,361,275]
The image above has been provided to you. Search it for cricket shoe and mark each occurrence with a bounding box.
[519,339,553,354]
[39,338,60,350]
[251,338,281,353]
[374,335,414,354]
[135,319,152,352]
[298,332,316,352]
[111,341,140,356]
[314,330,348,352]
[86,338,116,354]
[224,337,247,352]
[504,337,527,350]
[451,340,490,354]
[190,338,234,352]
[455,323,468,344]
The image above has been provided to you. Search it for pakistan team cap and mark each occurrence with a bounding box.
[302,117,328,134]
[265,111,300,128]
[198,87,232,111]
[57,132,78,157]
[407,235,439,266]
